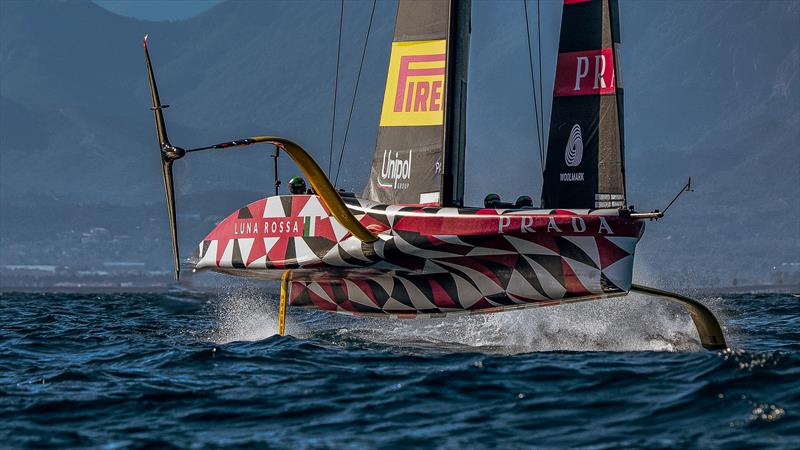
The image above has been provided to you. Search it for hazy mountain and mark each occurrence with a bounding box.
[0,0,396,204]
[0,0,798,285]
[617,1,800,285]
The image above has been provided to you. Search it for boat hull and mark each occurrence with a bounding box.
[196,195,645,316]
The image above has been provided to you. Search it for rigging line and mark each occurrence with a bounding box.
[328,0,345,176]
[536,0,545,168]
[334,0,376,188]
[523,0,544,172]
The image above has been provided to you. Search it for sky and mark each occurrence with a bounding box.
[1,0,797,286]
[93,0,222,21]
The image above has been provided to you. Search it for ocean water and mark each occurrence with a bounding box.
[1,288,798,448]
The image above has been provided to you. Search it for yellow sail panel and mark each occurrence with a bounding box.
[379,40,447,127]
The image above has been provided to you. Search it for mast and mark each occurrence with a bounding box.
[441,0,470,207]
[541,0,626,210]
[363,0,470,206]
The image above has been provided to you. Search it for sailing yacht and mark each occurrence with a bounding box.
[144,0,727,349]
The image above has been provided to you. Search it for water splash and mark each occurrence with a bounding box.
[321,262,725,352]
[206,260,717,352]
[207,282,285,344]
[206,285,705,352]
[330,294,701,353]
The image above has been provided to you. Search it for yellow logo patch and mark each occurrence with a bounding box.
[379,40,447,127]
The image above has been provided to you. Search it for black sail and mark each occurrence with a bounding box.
[541,0,625,209]
[363,0,470,206]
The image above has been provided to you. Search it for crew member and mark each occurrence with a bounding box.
[288,176,307,195]
[515,195,534,208]
[484,193,501,208]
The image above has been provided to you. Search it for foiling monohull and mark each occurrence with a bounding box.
[143,0,727,349]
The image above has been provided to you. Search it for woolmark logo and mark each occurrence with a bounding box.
[379,40,446,127]
[378,150,413,190]
[565,124,583,167]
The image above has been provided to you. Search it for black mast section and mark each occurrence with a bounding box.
[441,0,471,207]
[541,0,626,210]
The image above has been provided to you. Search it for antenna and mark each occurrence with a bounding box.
[629,177,693,220]
[271,146,281,196]
[661,177,693,216]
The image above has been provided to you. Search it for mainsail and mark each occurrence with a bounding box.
[541,0,626,209]
[363,0,470,206]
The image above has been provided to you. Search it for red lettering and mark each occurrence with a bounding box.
[414,81,430,112]
[405,81,414,112]
[430,80,442,111]
[393,53,447,112]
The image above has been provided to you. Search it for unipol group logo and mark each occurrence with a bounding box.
[378,149,413,190]
[379,40,446,127]
[565,123,583,167]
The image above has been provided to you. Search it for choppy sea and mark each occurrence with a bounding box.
[1,287,798,448]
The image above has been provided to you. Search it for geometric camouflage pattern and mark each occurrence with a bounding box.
[196,195,644,317]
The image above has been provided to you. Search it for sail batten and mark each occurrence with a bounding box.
[542,0,626,210]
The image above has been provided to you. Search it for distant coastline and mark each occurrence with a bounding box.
[2,281,796,296]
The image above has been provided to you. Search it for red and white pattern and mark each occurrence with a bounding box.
[196,195,644,316]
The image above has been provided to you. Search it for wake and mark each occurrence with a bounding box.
[333,295,701,353]
[207,281,704,352]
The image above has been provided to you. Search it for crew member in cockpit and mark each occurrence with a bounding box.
[515,195,534,208]
[484,193,502,208]
[484,193,535,209]
[288,176,307,195]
